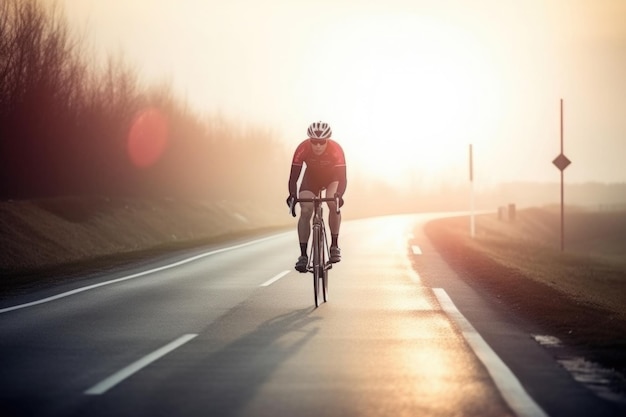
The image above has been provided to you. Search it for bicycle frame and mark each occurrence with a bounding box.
[290,192,340,307]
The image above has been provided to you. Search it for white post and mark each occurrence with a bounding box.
[470,144,475,238]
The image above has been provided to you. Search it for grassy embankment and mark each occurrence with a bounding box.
[0,196,291,296]
[424,207,626,377]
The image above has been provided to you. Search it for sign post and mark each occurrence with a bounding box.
[552,99,571,251]
[469,144,475,238]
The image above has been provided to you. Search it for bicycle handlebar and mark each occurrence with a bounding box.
[289,194,341,217]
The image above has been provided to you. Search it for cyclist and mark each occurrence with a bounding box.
[286,121,347,273]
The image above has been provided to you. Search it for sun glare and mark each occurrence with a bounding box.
[301,14,501,186]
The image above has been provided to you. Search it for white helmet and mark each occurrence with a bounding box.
[307,121,332,139]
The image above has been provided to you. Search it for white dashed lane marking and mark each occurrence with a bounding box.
[260,270,290,287]
[85,334,198,395]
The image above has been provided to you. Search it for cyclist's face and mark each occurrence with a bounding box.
[310,139,327,155]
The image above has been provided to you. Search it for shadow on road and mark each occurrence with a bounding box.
[87,306,322,417]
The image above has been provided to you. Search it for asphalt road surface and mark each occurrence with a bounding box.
[0,213,623,417]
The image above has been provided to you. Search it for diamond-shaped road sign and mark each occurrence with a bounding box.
[553,153,571,171]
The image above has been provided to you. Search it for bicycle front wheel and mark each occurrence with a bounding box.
[321,231,328,303]
[312,225,322,307]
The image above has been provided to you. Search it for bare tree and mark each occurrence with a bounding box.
[0,0,287,204]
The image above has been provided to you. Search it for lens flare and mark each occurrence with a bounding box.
[127,108,169,168]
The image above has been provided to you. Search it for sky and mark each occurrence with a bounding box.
[58,0,626,189]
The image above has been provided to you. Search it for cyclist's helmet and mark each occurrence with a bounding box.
[307,121,332,139]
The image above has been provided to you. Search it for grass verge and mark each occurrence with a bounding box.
[0,196,291,298]
[0,226,289,301]
[424,208,626,383]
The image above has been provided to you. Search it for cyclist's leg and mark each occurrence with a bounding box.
[298,173,321,243]
[295,175,316,272]
[325,181,342,263]
[298,189,315,243]
[325,181,340,235]
[295,190,314,272]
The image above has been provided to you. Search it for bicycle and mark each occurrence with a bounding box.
[290,191,340,307]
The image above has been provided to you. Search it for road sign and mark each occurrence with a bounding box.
[552,153,571,171]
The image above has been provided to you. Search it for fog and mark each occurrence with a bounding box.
[57,0,626,193]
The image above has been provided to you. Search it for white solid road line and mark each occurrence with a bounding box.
[260,270,290,287]
[85,334,198,395]
[0,234,287,314]
[433,288,549,417]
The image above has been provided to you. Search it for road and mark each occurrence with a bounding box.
[0,213,622,417]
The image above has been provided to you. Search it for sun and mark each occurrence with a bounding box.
[300,13,501,187]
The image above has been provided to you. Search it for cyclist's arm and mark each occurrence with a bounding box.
[332,141,347,197]
[288,164,303,196]
[335,164,347,197]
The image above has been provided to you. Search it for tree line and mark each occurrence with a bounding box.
[0,0,288,202]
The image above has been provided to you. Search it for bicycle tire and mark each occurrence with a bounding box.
[313,224,322,307]
[321,228,328,303]
[322,267,328,302]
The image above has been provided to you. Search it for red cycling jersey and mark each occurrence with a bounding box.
[291,139,346,171]
[288,139,347,197]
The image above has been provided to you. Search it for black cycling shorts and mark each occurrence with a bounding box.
[300,171,338,195]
